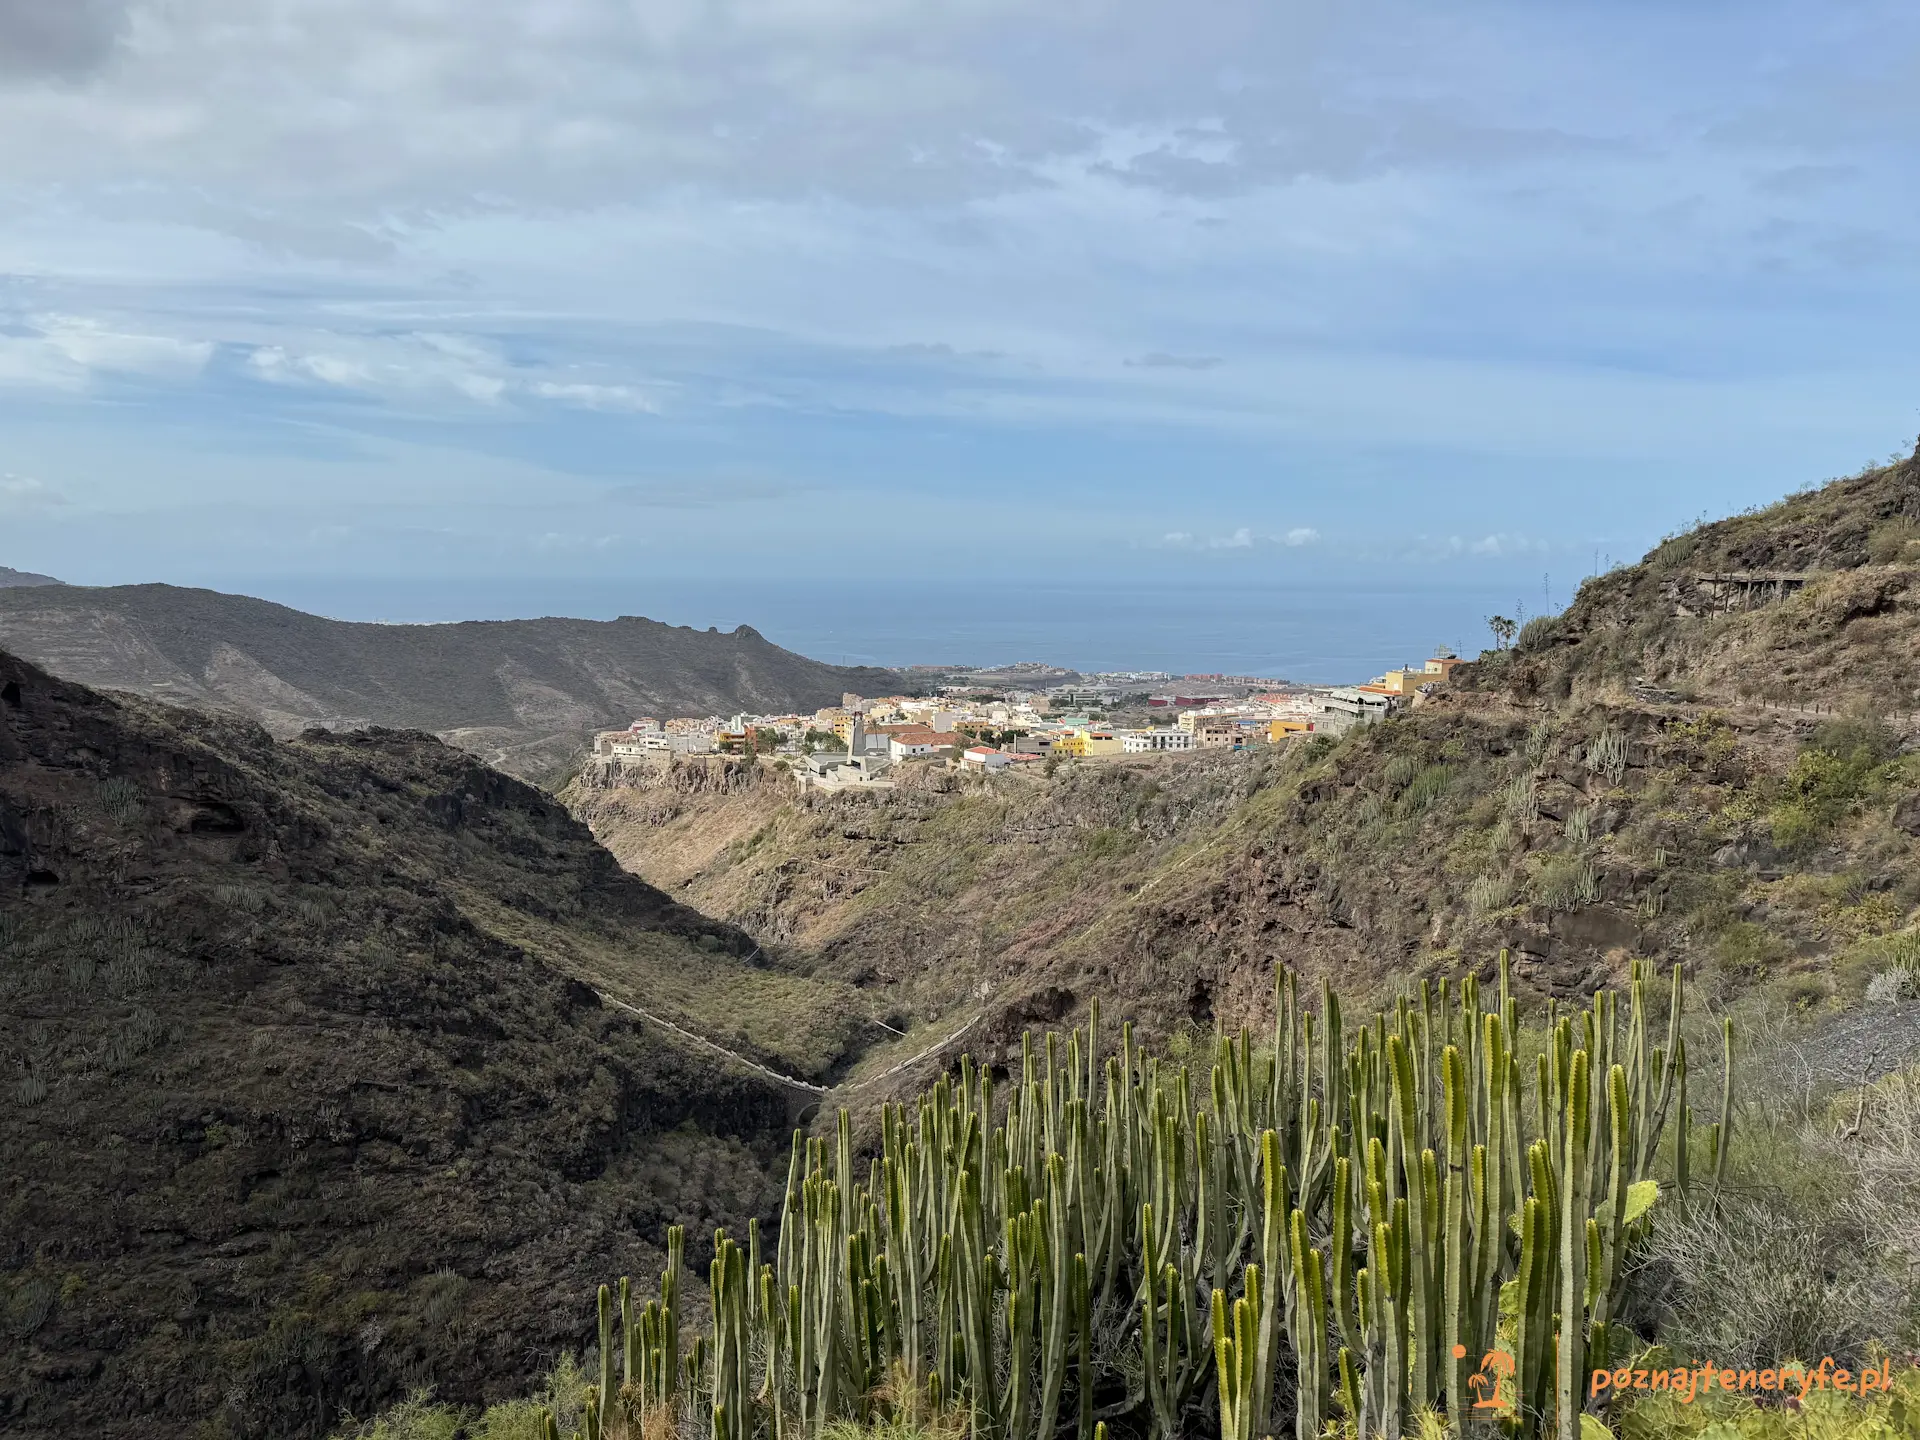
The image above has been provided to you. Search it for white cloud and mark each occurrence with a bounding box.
[0,0,1913,587]
[0,475,69,513]
[0,0,1566,217]
[530,380,658,413]
[243,331,660,413]
[246,335,508,406]
[1467,533,1548,558]
[1158,525,1310,552]
[0,313,212,390]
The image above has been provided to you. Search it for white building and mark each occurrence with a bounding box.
[798,749,895,790]
[889,734,938,760]
[901,703,961,731]
[608,734,671,759]
[961,746,1012,770]
[1121,729,1196,753]
[1314,688,1398,734]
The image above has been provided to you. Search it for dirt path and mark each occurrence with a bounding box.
[593,986,986,1098]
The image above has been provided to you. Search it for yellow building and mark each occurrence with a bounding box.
[1053,727,1123,758]
[1378,655,1464,698]
[1269,718,1312,742]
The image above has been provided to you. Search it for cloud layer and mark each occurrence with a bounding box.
[0,1,1916,590]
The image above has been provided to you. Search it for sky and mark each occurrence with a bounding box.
[1,0,1918,601]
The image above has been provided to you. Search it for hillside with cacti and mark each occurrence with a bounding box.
[330,956,1920,1440]
[20,443,1920,1439]
[570,442,1920,1069]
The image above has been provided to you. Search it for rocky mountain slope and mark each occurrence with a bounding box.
[0,584,899,783]
[569,442,1920,1064]
[0,567,62,588]
[0,649,870,1439]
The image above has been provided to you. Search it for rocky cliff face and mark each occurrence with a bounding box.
[0,651,812,1439]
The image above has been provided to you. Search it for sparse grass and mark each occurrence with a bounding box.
[458,889,867,1078]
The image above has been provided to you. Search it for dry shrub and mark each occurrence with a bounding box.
[1637,1192,1899,1369]
[1830,1072,1920,1277]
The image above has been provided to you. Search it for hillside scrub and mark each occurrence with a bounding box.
[568,673,1920,1074]
[335,959,1731,1440]
[336,958,1920,1440]
[0,651,820,1439]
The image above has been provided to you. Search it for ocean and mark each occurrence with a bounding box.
[237,576,1540,686]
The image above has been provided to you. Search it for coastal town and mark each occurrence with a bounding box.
[589,651,1467,790]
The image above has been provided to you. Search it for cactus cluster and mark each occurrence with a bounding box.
[544,955,1724,1440]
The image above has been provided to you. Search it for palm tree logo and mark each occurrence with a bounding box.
[1457,1343,1514,1410]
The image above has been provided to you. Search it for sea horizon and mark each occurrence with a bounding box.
[195,574,1550,687]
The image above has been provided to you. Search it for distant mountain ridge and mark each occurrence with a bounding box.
[0,582,900,781]
[0,566,62,588]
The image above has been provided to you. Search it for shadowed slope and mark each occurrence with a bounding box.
[0,649,860,1438]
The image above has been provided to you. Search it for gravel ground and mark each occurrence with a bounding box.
[1741,999,1920,1107]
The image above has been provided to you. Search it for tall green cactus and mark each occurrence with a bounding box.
[568,953,1714,1440]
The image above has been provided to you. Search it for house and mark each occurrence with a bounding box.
[1192,718,1243,749]
[888,727,961,760]
[901,704,961,731]
[890,732,938,760]
[1121,729,1196,753]
[1314,687,1399,734]
[961,746,1011,771]
[1049,684,1120,708]
[1269,719,1313,742]
[1054,728,1124,758]
[799,748,895,790]
[1378,654,1466,698]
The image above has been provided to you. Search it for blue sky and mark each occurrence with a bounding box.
[1,0,1917,597]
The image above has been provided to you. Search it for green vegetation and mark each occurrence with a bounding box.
[345,956,1731,1440]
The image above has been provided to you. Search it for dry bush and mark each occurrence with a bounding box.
[1636,1192,1899,1369]
[1828,1072,1920,1276]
